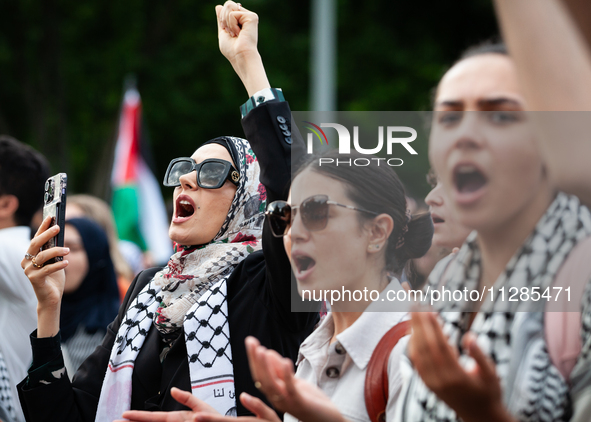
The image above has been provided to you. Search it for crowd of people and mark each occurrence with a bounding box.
[1,0,591,421]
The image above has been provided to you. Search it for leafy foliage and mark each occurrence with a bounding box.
[0,0,497,200]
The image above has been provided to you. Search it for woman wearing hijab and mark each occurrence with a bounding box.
[17,3,316,421]
[66,194,138,299]
[59,218,120,373]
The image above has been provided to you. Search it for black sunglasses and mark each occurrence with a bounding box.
[265,194,379,237]
[163,157,240,189]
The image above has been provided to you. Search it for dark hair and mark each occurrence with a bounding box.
[431,39,509,106]
[426,167,438,189]
[0,136,51,227]
[458,38,508,62]
[295,150,433,274]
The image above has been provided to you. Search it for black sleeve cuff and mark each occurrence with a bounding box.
[30,329,62,369]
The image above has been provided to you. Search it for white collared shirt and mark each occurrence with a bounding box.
[285,281,410,422]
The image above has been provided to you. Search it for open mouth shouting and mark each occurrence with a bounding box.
[431,212,445,225]
[291,251,317,281]
[173,194,197,224]
[453,163,488,205]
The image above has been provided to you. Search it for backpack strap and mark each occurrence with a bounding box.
[544,235,591,381]
[364,320,411,422]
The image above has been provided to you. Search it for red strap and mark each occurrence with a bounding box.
[364,320,411,422]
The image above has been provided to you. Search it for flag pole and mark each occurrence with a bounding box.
[310,0,337,112]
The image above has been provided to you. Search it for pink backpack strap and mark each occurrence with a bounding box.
[544,235,591,381]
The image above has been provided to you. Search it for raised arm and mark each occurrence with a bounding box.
[18,217,157,421]
[216,1,270,97]
[21,216,69,339]
[561,0,591,48]
[217,1,312,320]
[217,1,306,198]
[493,0,591,205]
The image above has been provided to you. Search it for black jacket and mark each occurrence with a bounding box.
[18,100,317,421]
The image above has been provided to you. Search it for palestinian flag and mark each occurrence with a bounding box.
[111,86,172,266]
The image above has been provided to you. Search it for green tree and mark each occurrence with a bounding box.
[0,0,497,201]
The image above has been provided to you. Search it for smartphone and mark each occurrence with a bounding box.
[42,173,67,264]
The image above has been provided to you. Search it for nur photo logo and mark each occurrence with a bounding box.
[303,120,419,167]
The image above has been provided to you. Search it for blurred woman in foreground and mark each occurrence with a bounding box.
[400,42,591,422]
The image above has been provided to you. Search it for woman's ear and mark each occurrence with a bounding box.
[0,194,19,221]
[366,213,393,253]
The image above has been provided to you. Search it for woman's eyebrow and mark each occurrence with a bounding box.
[435,97,523,109]
[477,97,523,109]
[434,99,463,108]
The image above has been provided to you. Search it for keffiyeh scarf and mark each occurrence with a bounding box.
[396,193,591,422]
[95,137,267,421]
[0,351,17,422]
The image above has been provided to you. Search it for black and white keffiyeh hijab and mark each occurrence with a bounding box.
[395,193,591,422]
[95,137,267,421]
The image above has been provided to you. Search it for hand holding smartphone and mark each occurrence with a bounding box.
[42,173,67,264]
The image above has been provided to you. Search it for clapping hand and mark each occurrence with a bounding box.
[245,336,348,422]
[115,387,280,422]
[114,387,281,422]
[114,387,217,422]
[408,312,515,422]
